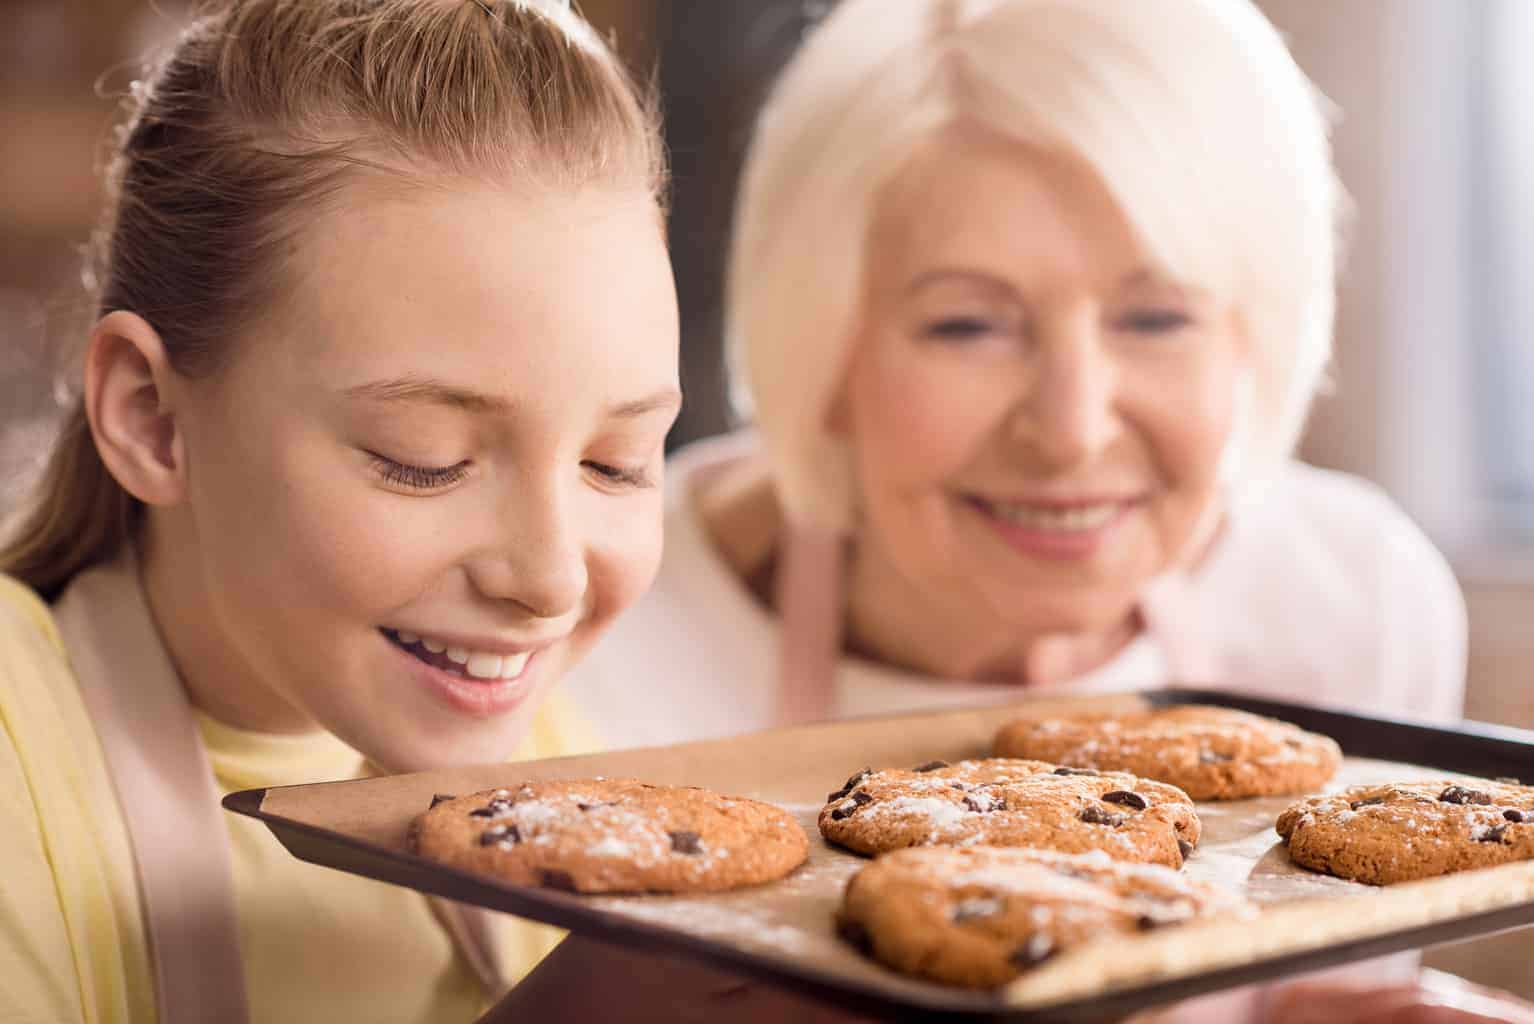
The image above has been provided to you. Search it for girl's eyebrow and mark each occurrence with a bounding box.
[343,376,508,413]
[342,376,681,418]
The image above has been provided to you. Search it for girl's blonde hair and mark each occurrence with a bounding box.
[0,0,664,600]
[729,0,1343,533]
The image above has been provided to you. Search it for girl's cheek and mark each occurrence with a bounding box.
[587,499,665,624]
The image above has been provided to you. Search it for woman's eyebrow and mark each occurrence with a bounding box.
[904,268,1019,298]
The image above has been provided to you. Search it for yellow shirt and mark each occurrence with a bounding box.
[0,573,595,1023]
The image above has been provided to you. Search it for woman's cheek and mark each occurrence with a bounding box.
[851,347,1011,490]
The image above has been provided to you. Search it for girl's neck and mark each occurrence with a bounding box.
[138,517,318,735]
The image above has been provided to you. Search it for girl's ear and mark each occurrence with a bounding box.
[84,311,190,508]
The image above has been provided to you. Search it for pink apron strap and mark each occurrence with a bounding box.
[428,897,510,999]
[774,525,845,726]
[53,557,251,1024]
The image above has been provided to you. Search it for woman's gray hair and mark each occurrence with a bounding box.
[728,0,1343,532]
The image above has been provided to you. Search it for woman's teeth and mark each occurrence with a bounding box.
[988,501,1122,531]
[389,630,531,681]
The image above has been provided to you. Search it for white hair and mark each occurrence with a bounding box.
[727,0,1343,533]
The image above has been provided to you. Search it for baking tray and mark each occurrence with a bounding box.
[223,688,1534,1022]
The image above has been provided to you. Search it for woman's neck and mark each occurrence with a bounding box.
[842,538,1139,685]
[697,466,1139,685]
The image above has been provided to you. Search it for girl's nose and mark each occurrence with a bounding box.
[465,484,588,621]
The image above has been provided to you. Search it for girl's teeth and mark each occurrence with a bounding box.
[394,631,536,682]
[466,653,503,680]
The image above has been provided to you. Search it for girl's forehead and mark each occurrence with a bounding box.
[227,183,678,407]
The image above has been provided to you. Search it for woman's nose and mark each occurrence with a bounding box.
[1008,313,1118,469]
[465,484,588,621]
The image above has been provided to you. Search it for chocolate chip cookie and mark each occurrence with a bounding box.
[818,759,1199,869]
[838,845,1252,988]
[411,779,809,893]
[993,705,1342,800]
[1276,778,1534,885]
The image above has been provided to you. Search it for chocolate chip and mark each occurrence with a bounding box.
[1178,839,1194,861]
[1199,751,1232,764]
[1441,786,1492,806]
[1053,767,1099,777]
[1079,805,1125,827]
[1350,796,1388,811]
[1136,914,1165,931]
[1102,790,1149,811]
[829,792,873,821]
[1478,824,1510,844]
[836,917,873,953]
[479,823,520,846]
[948,781,973,792]
[827,768,872,803]
[577,801,613,812]
[1008,934,1056,969]
[963,792,1002,814]
[913,760,950,772]
[430,793,456,808]
[539,869,578,891]
[469,796,515,818]
[1506,809,1527,824]
[665,827,702,852]
[952,897,1003,923]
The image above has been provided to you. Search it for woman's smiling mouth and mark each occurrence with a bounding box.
[964,494,1141,559]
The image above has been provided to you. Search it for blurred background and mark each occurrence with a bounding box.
[0,0,1530,991]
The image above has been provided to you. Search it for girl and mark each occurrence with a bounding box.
[0,1,681,1020]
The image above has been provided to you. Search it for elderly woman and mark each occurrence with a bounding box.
[552,1,1534,1022]
[569,0,1464,743]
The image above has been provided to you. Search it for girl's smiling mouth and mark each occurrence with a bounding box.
[381,627,533,681]
[380,627,546,718]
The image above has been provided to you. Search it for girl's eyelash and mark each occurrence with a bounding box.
[922,316,1002,341]
[368,453,471,491]
[584,461,654,488]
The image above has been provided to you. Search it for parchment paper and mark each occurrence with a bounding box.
[251,692,1534,1012]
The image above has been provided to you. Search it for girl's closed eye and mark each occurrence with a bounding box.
[583,459,655,489]
[366,451,472,492]
[921,314,1006,341]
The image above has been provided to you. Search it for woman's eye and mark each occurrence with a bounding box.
[1118,309,1193,334]
[921,316,1002,341]
[584,461,654,489]
[368,453,471,491]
